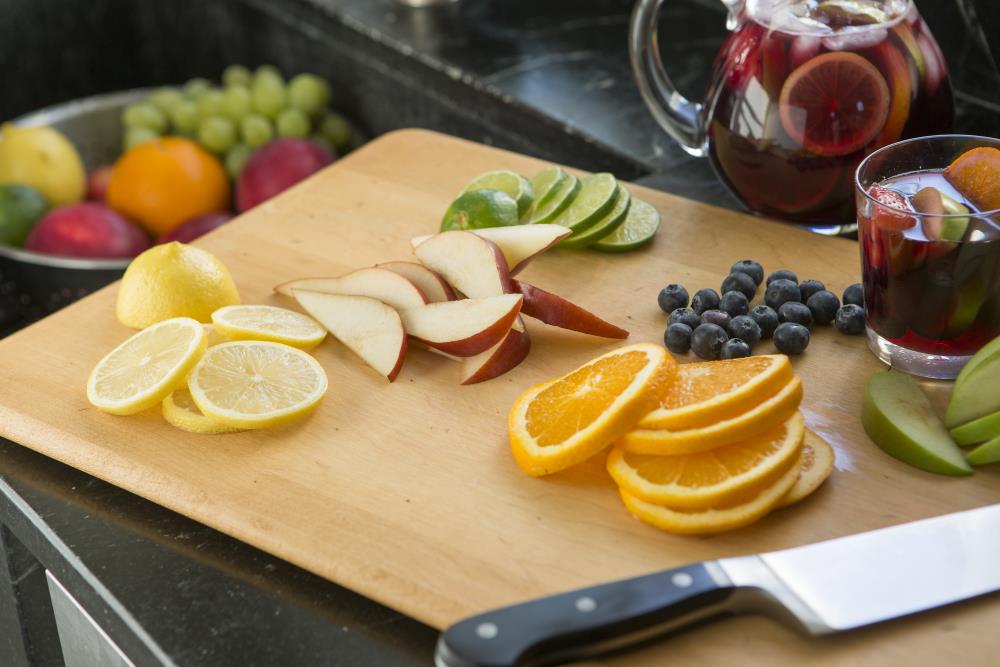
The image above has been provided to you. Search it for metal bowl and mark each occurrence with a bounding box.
[0,89,148,333]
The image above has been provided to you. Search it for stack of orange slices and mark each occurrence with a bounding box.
[509,349,835,535]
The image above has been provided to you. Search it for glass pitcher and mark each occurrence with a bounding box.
[630,0,954,234]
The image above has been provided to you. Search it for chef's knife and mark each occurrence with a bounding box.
[435,504,1000,667]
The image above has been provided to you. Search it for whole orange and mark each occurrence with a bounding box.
[107,137,230,236]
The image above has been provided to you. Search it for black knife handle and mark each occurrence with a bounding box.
[435,562,734,667]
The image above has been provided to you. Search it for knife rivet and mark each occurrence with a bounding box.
[476,622,499,639]
[671,572,693,588]
[575,596,597,613]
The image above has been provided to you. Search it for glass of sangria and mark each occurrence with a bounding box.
[856,135,1000,379]
[631,0,954,234]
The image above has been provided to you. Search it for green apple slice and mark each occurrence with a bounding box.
[862,370,972,476]
[459,170,533,217]
[967,434,1000,466]
[945,345,1000,428]
[951,409,1000,446]
[525,174,580,224]
[559,186,630,249]
[551,173,619,233]
[955,335,1000,387]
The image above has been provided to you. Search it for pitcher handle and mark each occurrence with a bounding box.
[629,0,714,156]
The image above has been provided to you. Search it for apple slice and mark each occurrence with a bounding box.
[411,224,571,275]
[399,293,522,357]
[413,231,512,298]
[945,347,1000,428]
[862,370,971,476]
[274,267,427,310]
[292,290,407,382]
[911,186,968,242]
[513,280,628,339]
[375,261,457,302]
[460,317,531,385]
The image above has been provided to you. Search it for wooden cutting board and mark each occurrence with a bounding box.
[1,130,997,666]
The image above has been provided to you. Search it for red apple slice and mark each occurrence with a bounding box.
[375,261,457,302]
[292,290,407,381]
[413,231,513,298]
[513,280,628,339]
[460,317,531,385]
[274,267,427,310]
[411,225,570,275]
[399,293,523,357]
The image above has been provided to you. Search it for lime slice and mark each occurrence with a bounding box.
[441,189,519,231]
[592,197,660,252]
[525,174,580,225]
[529,167,567,211]
[460,169,533,217]
[560,186,631,249]
[552,173,619,233]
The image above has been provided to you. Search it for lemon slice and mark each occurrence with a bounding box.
[163,389,241,434]
[187,341,327,429]
[211,304,326,349]
[87,317,207,415]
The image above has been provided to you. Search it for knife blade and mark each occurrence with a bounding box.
[435,504,1000,667]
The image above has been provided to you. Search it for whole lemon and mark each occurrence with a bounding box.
[116,242,240,328]
[0,123,86,206]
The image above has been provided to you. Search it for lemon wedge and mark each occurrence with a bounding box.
[87,317,207,415]
[211,304,326,349]
[187,341,327,429]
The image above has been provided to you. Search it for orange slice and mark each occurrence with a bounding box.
[509,343,677,476]
[607,412,804,510]
[619,452,803,535]
[619,376,803,456]
[638,355,793,430]
[778,429,835,508]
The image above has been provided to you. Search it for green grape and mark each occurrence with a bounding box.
[254,64,284,84]
[222,64,252,88]
[320,112,352,153]
[122,102,168,133]
[225,143,254,180]
[148,87,184,113]
[275,108,310,138]
[197,90,226,117]
[288,73,331,116]
[182,77,212,98]
[197,116,237,153]
[308,133,334,154]
[124,126,160,151]
[240,113,274,148]
[222,85,252,121]
[251,76,287,119]
[169,100,200,134]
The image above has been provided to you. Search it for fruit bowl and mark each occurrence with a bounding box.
[0,89,148,333]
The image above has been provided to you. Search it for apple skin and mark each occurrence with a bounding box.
[25,202,150,258]
[375,261,457,302]
[399,294,523,357]
[413,231,513,298]
[966,434,1000,466]
[951,410,1000,446]
[862,370,971,476]
[945,349,1000,428]
[236,138,334,212]
[157,212,233,244]
[513,280,628,339]
[86,165,113,202]
[460,317,530,384]
[274,267,428,310]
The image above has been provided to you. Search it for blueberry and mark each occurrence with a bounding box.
[750,305,779,338]
[721,338,752,359]
[657,284,689,314]
[691,323,729,360]
[843,283,864,307]
[721,272,757,300]
[665,323,693,353]
[767,269,798,285]
[701,309,731,329]
[798,279,826,301]
[765,278,801,310]
[719,290,749,317]
[727,315,761,346]
[806,290,840,325]
[730,259,764,287]
[690,288,721,315]
[779,301,813,327]
[668,307,701,330]
[773,322,810,355]
[835,304,866,335]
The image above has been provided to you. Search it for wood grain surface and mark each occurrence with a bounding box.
[0,129,997,666]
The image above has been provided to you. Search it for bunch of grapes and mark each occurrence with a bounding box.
[120,64,358,179]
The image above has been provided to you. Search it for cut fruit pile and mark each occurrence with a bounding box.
[509,349,834,534]
[87,306,329,434]
[275,226,628,384]
[439,167,661,253]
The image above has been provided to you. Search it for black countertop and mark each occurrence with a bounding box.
[3,1,1000,666]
